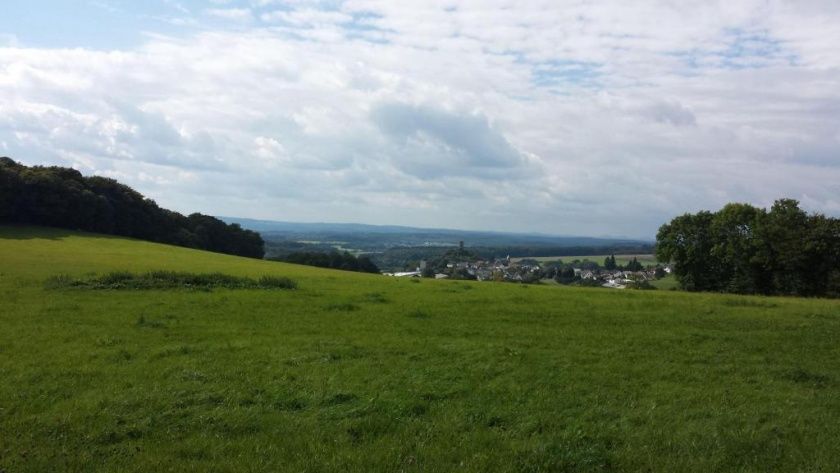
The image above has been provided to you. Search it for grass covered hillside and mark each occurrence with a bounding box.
[2,226,840,472]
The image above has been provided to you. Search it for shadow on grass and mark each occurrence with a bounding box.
[362,292,389,303]
[407,309,431,319]
[784,367,831,388]
[326,303,361,312]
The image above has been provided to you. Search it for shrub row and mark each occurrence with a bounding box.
[45,271,296,291]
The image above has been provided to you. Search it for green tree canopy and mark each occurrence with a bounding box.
[656,199,840,297]
[0,158,264,258]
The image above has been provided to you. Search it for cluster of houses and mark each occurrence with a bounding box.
[385,256,671,289]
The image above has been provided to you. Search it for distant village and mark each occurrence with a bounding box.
[384,242,672,290]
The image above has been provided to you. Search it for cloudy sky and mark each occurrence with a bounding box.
[2,1,839,238]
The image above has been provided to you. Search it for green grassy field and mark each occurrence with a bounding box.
[650,275,680,291]
[2,226,840,472]
[511,254,659,266]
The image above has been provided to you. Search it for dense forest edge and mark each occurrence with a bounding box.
[269,251,381,274]
[0,158,264,258]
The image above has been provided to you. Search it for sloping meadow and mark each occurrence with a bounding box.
[2,226,840,472]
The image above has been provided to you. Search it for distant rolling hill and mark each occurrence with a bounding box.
[222,216,653,250]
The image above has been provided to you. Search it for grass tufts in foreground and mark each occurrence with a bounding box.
[45,270,297,291]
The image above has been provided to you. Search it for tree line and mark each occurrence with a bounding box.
[603,255,645,271]
[656,199,840,297]
[0,158,264,258]
[273,251,380,274]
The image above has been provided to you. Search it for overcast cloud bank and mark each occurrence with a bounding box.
[1,0,839,238]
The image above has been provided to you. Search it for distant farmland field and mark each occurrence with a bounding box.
[2,226,839,472]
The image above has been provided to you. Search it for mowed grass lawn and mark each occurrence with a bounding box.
[2,226,840,472]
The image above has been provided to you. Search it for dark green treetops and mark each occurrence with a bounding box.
[656,199,840,297]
